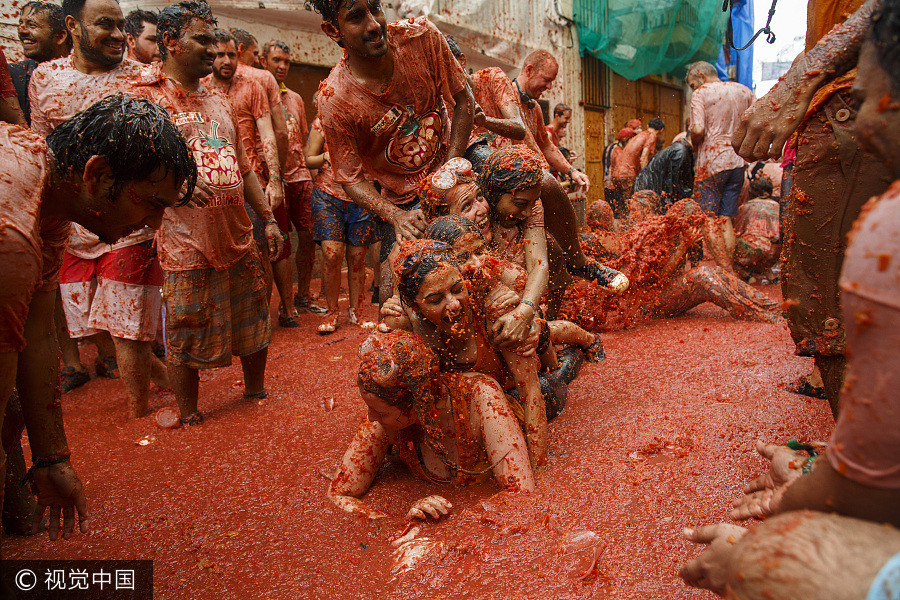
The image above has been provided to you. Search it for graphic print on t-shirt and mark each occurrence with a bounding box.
[382,107,443,172]
[175,112,242,196]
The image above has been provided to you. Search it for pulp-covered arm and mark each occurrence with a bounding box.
[305,125,328,170]
[538,128,590,191]
[474,92,526,141]
[270,99,288,171]
[328,420,393,519]
[256,112,284,209]
[468,374,536,492]
[499,348,546,468]
[448,86,474,158]
[18,289,89,539]
[491,226,548,347]
[344,180,427,242]
[732,0,881,160]
[243,169,284,259]
[681,511,900,599]
[777,458,900,528]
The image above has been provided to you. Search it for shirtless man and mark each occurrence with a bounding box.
[546,102,571,148]
[0,95,195,541]
[309,0,473,290]
[609,118,665,218]
[31,0,166,417]
[124,8,160,64]
[132,0,283,424]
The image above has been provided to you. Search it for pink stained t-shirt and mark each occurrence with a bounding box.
[202,70,270,176]
[317,16,467,204]
[131,69,254,272]
[29,56,153,259]
[281,86,312,183]
[829,181,900,489]
[690,80,754,179]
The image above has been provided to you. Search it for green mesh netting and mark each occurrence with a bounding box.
[574,0,728,81]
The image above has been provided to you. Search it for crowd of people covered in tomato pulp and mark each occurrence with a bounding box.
[0,0,899,597]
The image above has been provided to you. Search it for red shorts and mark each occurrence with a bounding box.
[59,242,163,341]
[285,180,314,234]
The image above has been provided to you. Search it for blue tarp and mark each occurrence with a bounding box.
[716,0,754,90]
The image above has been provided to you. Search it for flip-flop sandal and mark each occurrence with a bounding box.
[179,412,204,426]
[583,336,606,362]
[243,390,268,400]
[318,315,339,335]
[784,377,827,400]
[60,367,90,393]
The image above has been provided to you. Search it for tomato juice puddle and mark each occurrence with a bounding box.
[3,276,833,599]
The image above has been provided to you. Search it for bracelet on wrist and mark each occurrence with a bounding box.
[270,175,284,183]
[786,439,818,474]
[520,299,538,314]
[22,448,71,485]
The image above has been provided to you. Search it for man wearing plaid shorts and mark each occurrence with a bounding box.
[132,0,283,424]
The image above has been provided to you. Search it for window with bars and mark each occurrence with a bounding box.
[581,53,611,110]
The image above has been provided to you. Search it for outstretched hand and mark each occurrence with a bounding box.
[30,461,89,540]
[679,523,748,596]
[571,169,590,193]
[406,495,452,520]
[730,440,806,520]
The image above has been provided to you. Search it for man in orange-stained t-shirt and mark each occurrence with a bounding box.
[308,0,473,301]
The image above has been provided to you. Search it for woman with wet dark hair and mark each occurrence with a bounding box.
[327,330,535,520]
[473,147,552,342]
[385,239,551,467]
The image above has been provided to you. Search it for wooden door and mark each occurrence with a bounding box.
[584,108,606,215]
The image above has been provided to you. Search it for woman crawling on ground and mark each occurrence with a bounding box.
[381,240,551,467]
[561,199,781,332]
[328,330,534,520]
